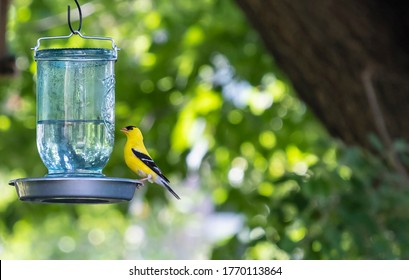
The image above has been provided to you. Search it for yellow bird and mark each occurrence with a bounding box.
[121,126,181,199]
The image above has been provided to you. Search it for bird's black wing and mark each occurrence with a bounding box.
[131,148,170,183]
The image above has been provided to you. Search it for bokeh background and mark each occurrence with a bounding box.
[1,0,409,259]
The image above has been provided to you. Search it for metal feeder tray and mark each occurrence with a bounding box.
[9,177,142,204]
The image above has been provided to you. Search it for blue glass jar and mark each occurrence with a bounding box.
[34,48,116,177]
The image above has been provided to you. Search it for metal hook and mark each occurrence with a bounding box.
[67,0,82,34]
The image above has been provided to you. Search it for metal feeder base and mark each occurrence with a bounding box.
[9,177,142,204]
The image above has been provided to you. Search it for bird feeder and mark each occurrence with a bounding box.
[9,1,141,203]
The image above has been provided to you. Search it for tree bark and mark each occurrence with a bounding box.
[234,0,409,154]
[0,0,9,57]
[0,0,15,76]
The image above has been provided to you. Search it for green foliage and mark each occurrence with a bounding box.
[1,0,409,259]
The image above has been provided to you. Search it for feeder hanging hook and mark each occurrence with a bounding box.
[67,0,83,34]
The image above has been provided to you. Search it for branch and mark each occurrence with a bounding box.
[361,66,409,185]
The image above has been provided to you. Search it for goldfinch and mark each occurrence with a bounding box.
[121,126,181,200]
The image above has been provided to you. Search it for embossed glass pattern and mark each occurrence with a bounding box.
[35,48,116,177]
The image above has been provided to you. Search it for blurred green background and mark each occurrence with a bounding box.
[1,0,409,259]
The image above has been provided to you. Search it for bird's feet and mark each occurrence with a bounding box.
[139,174,153,184]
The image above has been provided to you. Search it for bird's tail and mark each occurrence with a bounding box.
[159,178,181,200]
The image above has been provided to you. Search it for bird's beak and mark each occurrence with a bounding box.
[120,127,128,133]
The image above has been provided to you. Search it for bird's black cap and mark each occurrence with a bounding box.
[125,126,136,131]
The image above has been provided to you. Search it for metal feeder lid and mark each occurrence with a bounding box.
[9,177,142,204]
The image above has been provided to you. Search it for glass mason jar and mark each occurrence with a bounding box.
[34,48,116,177]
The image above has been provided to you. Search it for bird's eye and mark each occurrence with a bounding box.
[126,126,135,130]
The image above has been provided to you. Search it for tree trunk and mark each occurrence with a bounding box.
[0,0,15,76]
[234,0,409,155]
